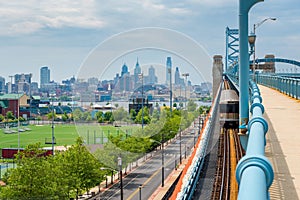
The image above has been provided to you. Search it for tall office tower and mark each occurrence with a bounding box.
[121,63,129,77]
[40,66,50,88]
[166,57,172,85]
[0,76,5,93]
[212,55,223,98]
[147,66,157,84]
[175,67,180,85]
[134,58,141,86]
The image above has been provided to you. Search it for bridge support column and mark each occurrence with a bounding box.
[238,0,263,133]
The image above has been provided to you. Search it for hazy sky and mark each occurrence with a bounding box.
[0,0,299,84]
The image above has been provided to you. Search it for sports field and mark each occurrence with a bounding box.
[0,123,139,149]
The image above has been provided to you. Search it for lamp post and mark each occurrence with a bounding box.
[17,92,20,153]
[138,73,144,130]
[249,17,276,81]
[168,68,172,115]
[118,156,123,200]
[182,73,189,110]
[139,185,142,200]
[179,126,182,164]
[50,94,55,156]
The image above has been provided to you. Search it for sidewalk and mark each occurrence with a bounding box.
[259,85,300,199]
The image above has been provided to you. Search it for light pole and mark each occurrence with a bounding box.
[182,73,189,110]
[17,92,20,153]
[139,185,142,200]
[50,94,55,156]
[249,17,276,81]
[161,132,165,187]
[168,68,172,115]
[179,126,182,164]
[118,156,123,200]
[138,73,144,130]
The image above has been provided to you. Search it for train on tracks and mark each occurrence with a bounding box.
[219,89,239,129]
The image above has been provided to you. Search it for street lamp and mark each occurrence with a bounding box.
[182,73,189,109]
[168,68,172,115]
[118,156,123,200]
[249,17,276,80]
[138,73,144,130]
[50,94,55,156]
[139,185,142,200]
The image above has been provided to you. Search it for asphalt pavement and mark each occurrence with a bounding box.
[89,122,200,200]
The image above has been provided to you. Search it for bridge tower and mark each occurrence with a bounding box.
[225,27,239,71]
[212,55,223,98]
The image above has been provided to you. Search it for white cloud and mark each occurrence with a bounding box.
[0,0,105,36]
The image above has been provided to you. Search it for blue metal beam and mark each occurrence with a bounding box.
[239,0,263,130]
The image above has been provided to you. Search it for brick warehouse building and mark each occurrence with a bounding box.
[0,94,30,119]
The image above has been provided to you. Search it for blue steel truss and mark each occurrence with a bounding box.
[250,58,300,67]
[225,27,239,71]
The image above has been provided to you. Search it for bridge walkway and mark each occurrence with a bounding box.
[259,85,299,199]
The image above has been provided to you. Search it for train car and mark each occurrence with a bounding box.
[219,89,239,129]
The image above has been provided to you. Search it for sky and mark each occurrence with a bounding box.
[0,0,299,84]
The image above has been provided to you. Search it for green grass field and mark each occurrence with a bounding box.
[0,123,140,149]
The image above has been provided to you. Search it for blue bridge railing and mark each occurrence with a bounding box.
[235,79,274,200]
[257,74,300,100]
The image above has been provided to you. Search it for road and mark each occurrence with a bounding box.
[90,121,201,200]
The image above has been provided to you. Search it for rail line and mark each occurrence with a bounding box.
[211,128,244,200]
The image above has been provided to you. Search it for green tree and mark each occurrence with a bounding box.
[6,111,15,120]
[187,100,197,112]
[104,112,114,123]
[73,108,83,121]
[113,107,128,121]
[135,107,151,124]
[129,109,137,121]
[47,112,57,120]
[0,114,4,122]
[62,112,69,122]
[1,143,59,199]
[59,138,103,198]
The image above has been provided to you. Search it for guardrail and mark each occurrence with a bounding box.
[170,83,222,200]
[235,79,274,200]
[257,74,300,100]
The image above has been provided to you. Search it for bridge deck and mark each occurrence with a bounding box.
[259,85,300,199]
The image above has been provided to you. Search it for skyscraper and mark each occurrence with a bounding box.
[166,57,172,85]
[134,58,141,86]
[0,76,5,93]
[40,66,50,88]
[147,66,157,84]
[121,63,129,77]
[175,67,184,86]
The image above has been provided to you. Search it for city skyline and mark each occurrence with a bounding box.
[0,0,299,83]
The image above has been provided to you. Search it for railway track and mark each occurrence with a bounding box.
[211,128,244,200]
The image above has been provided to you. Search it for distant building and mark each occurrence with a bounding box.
[0,94,30,118]
[166,57,172,85]
[0,76,5,94]
[128,97,153,114]
[40,66,50,88]
[121,63,129,77]
[174,67,184,86]
[145,66,158,85]
[134,58,142,87]
[14,73,32,95]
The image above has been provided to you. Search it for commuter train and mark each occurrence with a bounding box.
[219,89,239,129]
